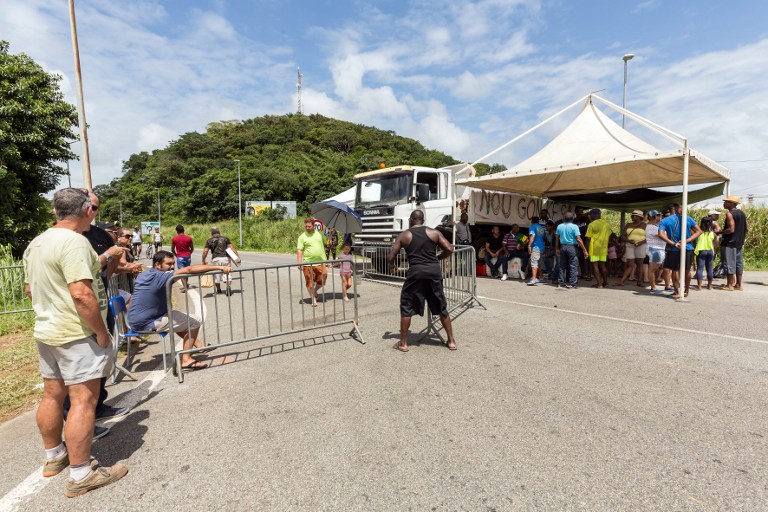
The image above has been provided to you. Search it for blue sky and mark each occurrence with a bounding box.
[2,0,768,200]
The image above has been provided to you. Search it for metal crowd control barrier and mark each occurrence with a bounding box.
[357,243,482,342]
[0,264,32,315]
[357,243,480,311]
[165,259,365,382]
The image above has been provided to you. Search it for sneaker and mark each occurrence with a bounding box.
[93,426,110,441]
[526,279,537,286]
[565,284,573,289]
[43,451,70,478]
[95,405,130,420]
[65,461,128,498]
[501,274,508,281]
[571,284,579,289]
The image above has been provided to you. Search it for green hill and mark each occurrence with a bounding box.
[95,113,491,225]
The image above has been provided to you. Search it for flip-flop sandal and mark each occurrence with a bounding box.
[447,343,457,351]
[181,361,209,371]
[392,342,409,353]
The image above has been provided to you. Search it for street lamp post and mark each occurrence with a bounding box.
[620,53,634,232]
[235,159,242,247]
[622,53,634,128]
[156,188,161,226]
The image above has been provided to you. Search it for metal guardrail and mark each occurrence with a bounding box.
[0,264,32,315]
[357,242,481,317]
[165,259,366,382]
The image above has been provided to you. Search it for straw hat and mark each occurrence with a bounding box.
[723,195,741,204]
[630,209,644,217]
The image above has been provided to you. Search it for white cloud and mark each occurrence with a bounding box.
[2,0,766,198]
[136,123,178,152]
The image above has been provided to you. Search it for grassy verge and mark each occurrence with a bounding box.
[0,327,41,423]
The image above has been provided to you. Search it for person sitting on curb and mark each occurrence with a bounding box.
[484,225,509,280]
[128,251,231,371]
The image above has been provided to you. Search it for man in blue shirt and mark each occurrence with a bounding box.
[657,203,701,299]
[555,212,589,289]
[526,216,546,285]
[128,251,231,371]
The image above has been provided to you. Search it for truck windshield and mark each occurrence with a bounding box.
[356,173,412,207]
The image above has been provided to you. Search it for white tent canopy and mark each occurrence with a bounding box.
[457,93,731,302]
[461,95,730,197]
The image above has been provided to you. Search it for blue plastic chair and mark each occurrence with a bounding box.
[109,296,170,379]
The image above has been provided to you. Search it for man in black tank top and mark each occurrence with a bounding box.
[388,210,457,352]
[721,195,749,290]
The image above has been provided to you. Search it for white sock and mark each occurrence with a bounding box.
[45,443,66,460]
[69,461,92,482]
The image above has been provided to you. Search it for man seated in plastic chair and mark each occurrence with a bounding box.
[127,251,231,371]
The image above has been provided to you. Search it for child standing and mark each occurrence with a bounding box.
[338,242,354,301]
[607,233,619,277]
[694,216,717,290]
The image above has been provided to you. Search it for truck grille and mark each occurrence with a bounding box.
[353,214,397,243]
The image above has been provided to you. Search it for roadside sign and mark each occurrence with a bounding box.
[141,222,160,235]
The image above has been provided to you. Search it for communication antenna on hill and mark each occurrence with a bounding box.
[297,66,303,115]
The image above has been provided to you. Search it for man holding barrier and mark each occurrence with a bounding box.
[388,210,457,352]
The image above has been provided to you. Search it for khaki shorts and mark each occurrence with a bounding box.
[302,264,327,288]
[153,310,201,334]
[37,335,113,386]
[211,257,232,283]
[624,242,647,260]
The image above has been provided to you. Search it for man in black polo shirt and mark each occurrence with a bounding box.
[62,193,131,438]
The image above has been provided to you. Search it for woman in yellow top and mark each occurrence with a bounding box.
[694,216,717,290]
[615,210,647,287]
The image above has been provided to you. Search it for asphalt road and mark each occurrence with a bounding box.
[1,252,766,511]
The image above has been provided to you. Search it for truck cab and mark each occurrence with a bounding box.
[352,164,471,246]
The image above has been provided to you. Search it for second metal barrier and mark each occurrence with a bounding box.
[165,259,366,382]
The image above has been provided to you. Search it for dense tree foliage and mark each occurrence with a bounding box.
[0,41,77,254]
[97,114,463,224]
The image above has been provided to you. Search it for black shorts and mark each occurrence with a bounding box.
[663,251,693,272]
[400,277,448,317]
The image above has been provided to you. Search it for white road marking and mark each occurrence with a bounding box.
[0,367,170,510]
[477,295,768,345]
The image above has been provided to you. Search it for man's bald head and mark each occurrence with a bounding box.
[409,210,425,226]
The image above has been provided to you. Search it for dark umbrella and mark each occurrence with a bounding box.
[309,200,363,233]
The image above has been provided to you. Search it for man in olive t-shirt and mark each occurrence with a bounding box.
[23,188,127,495]
[297,217,328,306]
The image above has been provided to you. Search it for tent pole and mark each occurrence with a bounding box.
[451,174,457,245]
[456,95,590,177]
[725,180,731,196]
[679,141,690,302]
[591,94,686,145]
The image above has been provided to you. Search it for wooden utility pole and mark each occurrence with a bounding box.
[68,0,93,190]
